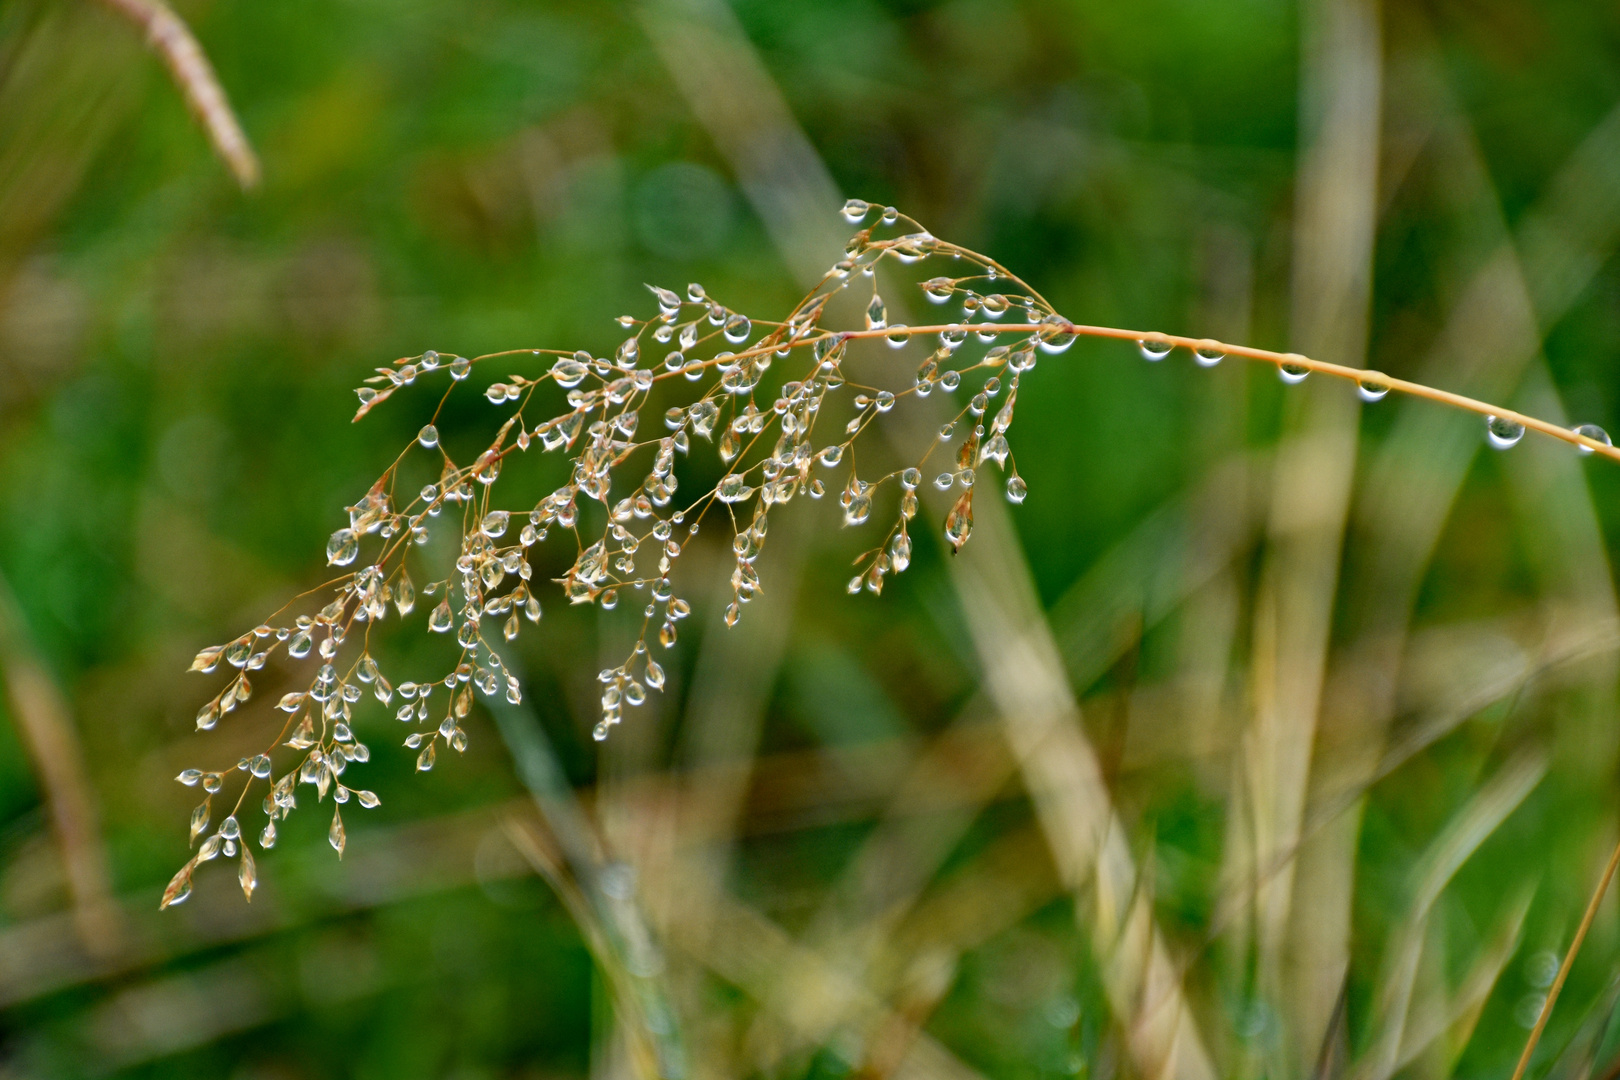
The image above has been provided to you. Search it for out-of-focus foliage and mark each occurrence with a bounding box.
[2,0,1620,1077]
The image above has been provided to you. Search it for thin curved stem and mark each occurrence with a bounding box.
[828,322,1620,464]
[1509,833,1620,1080]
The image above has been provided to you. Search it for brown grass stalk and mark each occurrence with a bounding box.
[91,0,259,188]
[1510,834,1620,1080]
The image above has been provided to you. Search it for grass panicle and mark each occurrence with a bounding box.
[164,203,1618,929]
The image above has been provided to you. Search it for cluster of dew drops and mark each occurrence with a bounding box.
[1133,335,1614,454]
[163,201,1085,908]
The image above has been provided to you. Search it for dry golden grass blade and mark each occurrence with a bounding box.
[1511,837,1620,1080]
[90,0,259,188]
[0,570,121,958]
[1257,1,1382,1070]
[1540,972,1620,1080]
[1357,749,1548,1080]
[949,494,1216,1080]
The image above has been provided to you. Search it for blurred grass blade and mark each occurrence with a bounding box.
[0,569,120,958]
[91,0,259,187]
[1358,749,1547,1080]
[1261,0,1381,1067]
[1394,881,1535,1074]
[491,699,686,1080]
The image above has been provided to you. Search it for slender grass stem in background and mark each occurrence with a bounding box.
[91,0,260,188]
[1510,835,1620,1080]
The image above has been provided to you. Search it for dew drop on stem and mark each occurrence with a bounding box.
[1138,337,1173,361]
[1486,415,1525,449]
[1357,374,1390,401]
[1574,423,1611,454]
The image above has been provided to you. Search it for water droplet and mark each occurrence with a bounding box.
[866,295,887,330]
[944,490,974,552]
[1575,423,1611,454]
[1006,476,1028,504]
[716,474,754,503]
[1278,362,1310,384]
[843,490,872,525]
[418,424,439,448]
[724,314,752,344]
[328,807,346,857]
[429,599,453,633]
[842,198,871,222]
[1356,374,1390,401]
[450,356,471,380]
[326,529,359,566]
[923,277,953,303]
[890,531,912,572]
[161,866,193,909]
[1138,337,1173,361]
[551,358,588,387]
[481,510,509,537]
[1486,415,1525,449]
[1194,346,1223,367]
[934,472,953,490]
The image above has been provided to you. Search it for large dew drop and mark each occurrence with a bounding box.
[1574,423,1611,455]
[1278,362,1310,384]
[1356,374,1390,401]
[1486,415,1525,449]
[842,199,871,223]
[1194,346,1224,368]
[1138,337,1172,361]
[326,529,359,566]
[866,295,887,331]
[716,474,753,503]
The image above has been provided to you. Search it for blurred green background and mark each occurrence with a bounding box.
[4,0,1620,1077]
